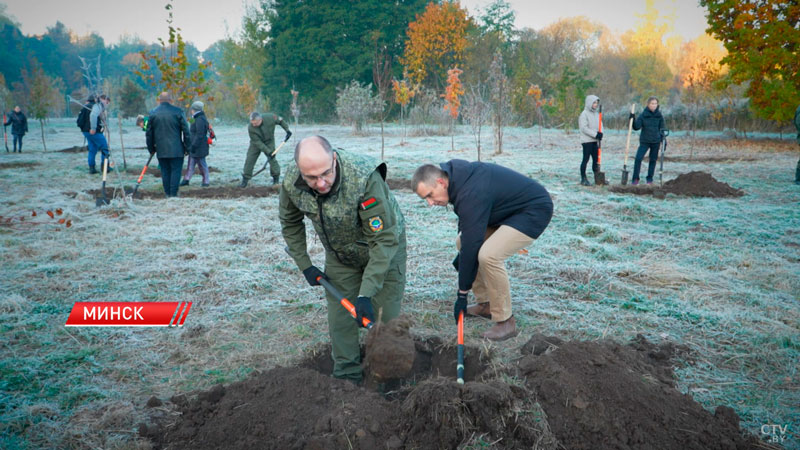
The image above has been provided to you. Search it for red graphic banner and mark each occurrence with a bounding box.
[65,301,192,327]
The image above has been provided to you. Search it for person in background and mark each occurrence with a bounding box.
[578,95,602,186]
[794,103,800,185]
[146,92,189,197]
[5,105,28,152]
[630,96,666,185]
[181,101,210,187]
[240,111,291,187]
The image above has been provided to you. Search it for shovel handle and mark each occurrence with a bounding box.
[457,311,465,384]
[317,276,373,329]
[270,139,287,158]
[624,104,635,166]
[137,154,155,184]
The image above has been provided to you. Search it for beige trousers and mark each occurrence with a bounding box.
[456,225,534,322]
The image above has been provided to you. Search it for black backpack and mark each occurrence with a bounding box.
[76,102,94,132]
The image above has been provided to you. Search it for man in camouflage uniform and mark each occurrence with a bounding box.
[280,135,406,383]
[240,111,292,187]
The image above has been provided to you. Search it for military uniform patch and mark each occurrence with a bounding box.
[368,216,384,232]
[360,197,378,210]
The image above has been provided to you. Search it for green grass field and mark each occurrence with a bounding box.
[1,119,798,449]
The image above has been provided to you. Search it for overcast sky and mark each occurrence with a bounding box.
[3,0,709,51]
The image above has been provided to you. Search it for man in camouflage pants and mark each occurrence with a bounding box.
[280,135,406,383]
[240,111,292,187]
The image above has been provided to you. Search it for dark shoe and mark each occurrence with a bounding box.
[239,177,248,188]
[89,166,98,174]
[795,180,800,185]
[180,179,189,186]
[580,177,591,186]
[272,175,280,185]
[481,316,518,341]
[646,179,653,185]
[201,183,209,187]
[466,303,492,319]
[632,179,639,186]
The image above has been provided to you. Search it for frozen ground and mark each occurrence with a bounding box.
[0,119,798,449]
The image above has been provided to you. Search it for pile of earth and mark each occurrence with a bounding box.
[0,161,40,169]
[610,171,744,198]
[123,166,222,178]
[86,184,279,200]
[141,332,762,450]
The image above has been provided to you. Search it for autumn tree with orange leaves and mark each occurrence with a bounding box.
[392,74,416,143]
[443,67,464,150]
[401,2,471,90]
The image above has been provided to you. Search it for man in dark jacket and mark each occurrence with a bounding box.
[412,161,553,341]
[4,106,28,152]
[180,101,210,187]
[146,92,190,197]
[794,103,800,185]
[630,96,666,185]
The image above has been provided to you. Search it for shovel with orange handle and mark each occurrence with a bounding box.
[457,310,465,384]
[131,153,154,199]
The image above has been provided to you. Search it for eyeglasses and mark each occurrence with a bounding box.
[301,157,336,183]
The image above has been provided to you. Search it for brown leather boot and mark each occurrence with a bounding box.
[481,316,518,341]
[466,303,491,319]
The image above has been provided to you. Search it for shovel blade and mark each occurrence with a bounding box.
[594,171,606,186]
[621,168,629,185]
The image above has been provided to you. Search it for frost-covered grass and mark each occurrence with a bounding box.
[0,119,798,449]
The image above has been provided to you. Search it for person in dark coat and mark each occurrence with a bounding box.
[146,92,190,197]
[180,101,210,187]
[630,96,666,185]
[4,106,28,152]
[794,103,800,185]
[411,161,553,341]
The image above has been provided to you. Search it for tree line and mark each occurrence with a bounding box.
[0,0,796,140]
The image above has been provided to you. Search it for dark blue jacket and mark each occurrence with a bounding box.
[633,106,666,144]
[441,160,553,291]
[4,111,28,135]
[188,111,209,158]
[146,102,190,158]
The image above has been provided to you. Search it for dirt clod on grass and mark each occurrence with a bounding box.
[0,161,40,169]
[124,166,222,178]
[57,146,87,153]
[87,184,279,200]
[364,316,416,380]
[386,178,413,191]
[144,334,761,450]
[610,171,744,198]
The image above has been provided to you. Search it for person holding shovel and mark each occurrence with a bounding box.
[578,95,603,186]
[239,111,291,187]
[411,161,553,341]
[84,95,111,174]
[630,96,666,185]
[146,92,190,198]
[180,101,210,187]
[280,135,406,383]
[4,106,28,152]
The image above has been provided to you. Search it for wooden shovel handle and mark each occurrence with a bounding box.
[623,104,635,166]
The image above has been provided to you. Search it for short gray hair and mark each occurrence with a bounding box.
[294,135,333,162]
[646,96,659,105]
[249,112,261,121]
[411,164,446,192]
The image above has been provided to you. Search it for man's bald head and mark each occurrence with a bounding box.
[159,92,172,103]
[294,135,333,163]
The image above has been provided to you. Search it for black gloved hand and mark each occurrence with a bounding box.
[354,296,374,328]
[629,112,635,121]
[302,265,327,286]
[149,149,156,156]
[453,291,468,325]
[452,254,460,271]
[595,131,603,140]
[285,131,292,142]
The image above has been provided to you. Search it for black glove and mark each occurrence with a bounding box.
[595,131,603,140]
[285,131,292,142]
[302,265,327,286]
[452,254,460,271]
[354,296,374,328]
[629,112,635,121]
[453,291,468,325]
[149,149,156,156]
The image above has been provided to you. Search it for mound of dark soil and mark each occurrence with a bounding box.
[144,335,761,450]
[87,184,279,200]
[664,155,757,163]
[610,171,744,198]
[123,166,222,178]
[364,316,416,380]
[517,334,759,450]
[387,178,413,191]
[58,146,87,153]
[0,161,40,169]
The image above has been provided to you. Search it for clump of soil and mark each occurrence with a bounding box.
[145,334,760,450]
[664,155,757,163]
[610,171,744,198]
[0,161,40,169]
[123,166,221,178]
[386,178,413,191]
[364,316,416,380]
[87,185,279,200]
[517,334,758,450]
[57,146,87,153]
